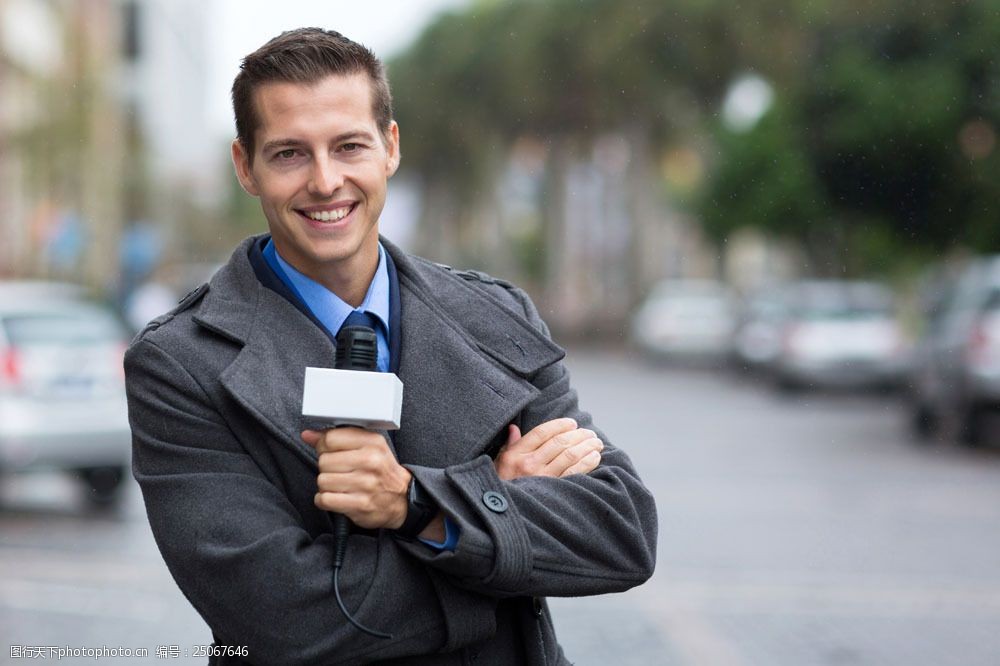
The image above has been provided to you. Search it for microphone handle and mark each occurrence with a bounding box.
[328,324,391,639]
[332,323,378,570]
[332,499,350,568]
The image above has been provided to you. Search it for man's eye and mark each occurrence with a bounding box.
[341,143,361,152]
[276,149,297,159]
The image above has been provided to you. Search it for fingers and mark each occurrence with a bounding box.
[314,490,371,515]
[316,470,380,493]
[301,427,381,454]
[559,449,602,477]
[545,436,603,476]
[507,417,577,453]
[315,448,374,474]
[533,428,600,465]
[312,453,412,530]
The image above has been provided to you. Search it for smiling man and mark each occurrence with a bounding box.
[125,28,657,665]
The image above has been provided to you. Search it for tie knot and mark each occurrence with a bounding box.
[340,309,380,334]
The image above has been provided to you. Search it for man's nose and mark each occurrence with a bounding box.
[307,156,343,197]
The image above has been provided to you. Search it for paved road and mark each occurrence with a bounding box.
[3,347,1000,665]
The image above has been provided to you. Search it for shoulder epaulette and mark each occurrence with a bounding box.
[429,260,516,290]
[175,283,210,312]
[456,268,515,289]
[136,283,209,338]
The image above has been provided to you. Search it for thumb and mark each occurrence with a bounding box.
[505,424,521,447]
[300,430,323,447]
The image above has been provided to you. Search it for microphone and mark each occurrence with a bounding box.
[302,325,401,639]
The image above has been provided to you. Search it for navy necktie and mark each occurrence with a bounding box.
[340,310,380,335]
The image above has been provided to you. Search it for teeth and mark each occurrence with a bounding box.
[305,206,351,222]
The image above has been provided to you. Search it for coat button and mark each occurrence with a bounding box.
[532,597,544,617]
[482,491,508,513]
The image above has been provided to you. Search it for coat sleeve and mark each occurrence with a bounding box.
[397,285,658,598]
[126,337,498,666]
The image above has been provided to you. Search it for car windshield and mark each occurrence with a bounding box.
[981,288,1000,314]
[791,290,893,320]
[665,297,730,316]
[2,310,125,346]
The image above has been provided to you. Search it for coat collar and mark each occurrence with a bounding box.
[192,234,564,467]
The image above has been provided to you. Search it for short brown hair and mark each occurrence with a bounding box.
[232,28,393,161]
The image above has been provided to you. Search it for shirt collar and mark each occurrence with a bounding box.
[269,241,390,338]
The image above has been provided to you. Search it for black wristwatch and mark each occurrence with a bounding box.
[395,476,437,540]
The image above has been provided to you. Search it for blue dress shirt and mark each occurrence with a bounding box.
[264,240,391,373]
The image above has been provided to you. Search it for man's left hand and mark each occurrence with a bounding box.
[301,428,411,530]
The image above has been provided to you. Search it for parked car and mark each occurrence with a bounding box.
[771,280,910,391]
[909,256,1000,446]
[631,279,738,363]
[732,286,788,373]
[0,281,132,507]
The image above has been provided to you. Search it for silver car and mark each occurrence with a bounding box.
[0,282,132,507]
[910,256,1000,446]
[771,281,910,391]
[732,286,788,372]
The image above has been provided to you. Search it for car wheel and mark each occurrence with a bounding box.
[958,405,988,448]
[76,466,126,509]
[775,374,803,395]
[911,403,937,441]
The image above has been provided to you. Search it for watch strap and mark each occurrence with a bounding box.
[395,476,437,540]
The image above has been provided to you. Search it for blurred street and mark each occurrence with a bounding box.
[3,346,1000,665]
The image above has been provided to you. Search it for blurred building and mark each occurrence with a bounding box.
[417,132,718,338]
[0,0,220,290]
[121,0,219,207]
[0,0,126,286]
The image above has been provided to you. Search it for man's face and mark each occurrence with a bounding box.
[232,73,399,282]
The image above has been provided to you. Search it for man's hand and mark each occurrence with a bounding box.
[301,428,411,530]
[495,417,603,481]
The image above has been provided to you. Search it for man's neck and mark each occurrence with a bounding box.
[317,245,379,308]
[270,237,380,308]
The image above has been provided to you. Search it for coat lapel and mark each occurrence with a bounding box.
[220,289,336,467]
[392,277,538,466]
[194,238,335,469]
[386,241,564,467]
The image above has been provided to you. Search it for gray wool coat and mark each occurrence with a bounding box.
[125,235,658,666]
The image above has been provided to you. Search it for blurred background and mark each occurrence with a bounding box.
[3,0,1000,664]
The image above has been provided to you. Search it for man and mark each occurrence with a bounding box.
[126,28,657,665]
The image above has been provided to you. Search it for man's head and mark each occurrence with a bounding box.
[230,29,400,302]
[232,27,394,162]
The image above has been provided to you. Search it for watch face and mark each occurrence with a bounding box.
[410,478,433,508]
[399,478,436,539]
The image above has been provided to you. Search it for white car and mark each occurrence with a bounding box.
[0,282,132,507]
[631,279,738,363]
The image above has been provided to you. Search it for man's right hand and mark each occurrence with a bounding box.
[494,417,603,481]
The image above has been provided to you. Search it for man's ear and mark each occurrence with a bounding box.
[385,121,401,178]
[231,139,259,196]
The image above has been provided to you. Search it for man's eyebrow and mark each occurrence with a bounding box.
[333,130,377,143]
[260,138,305,154]
[260,131,377,154]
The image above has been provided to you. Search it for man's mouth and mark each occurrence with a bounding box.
[299,203,356,222]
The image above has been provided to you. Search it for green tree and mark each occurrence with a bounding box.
[703,0,1000,274]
